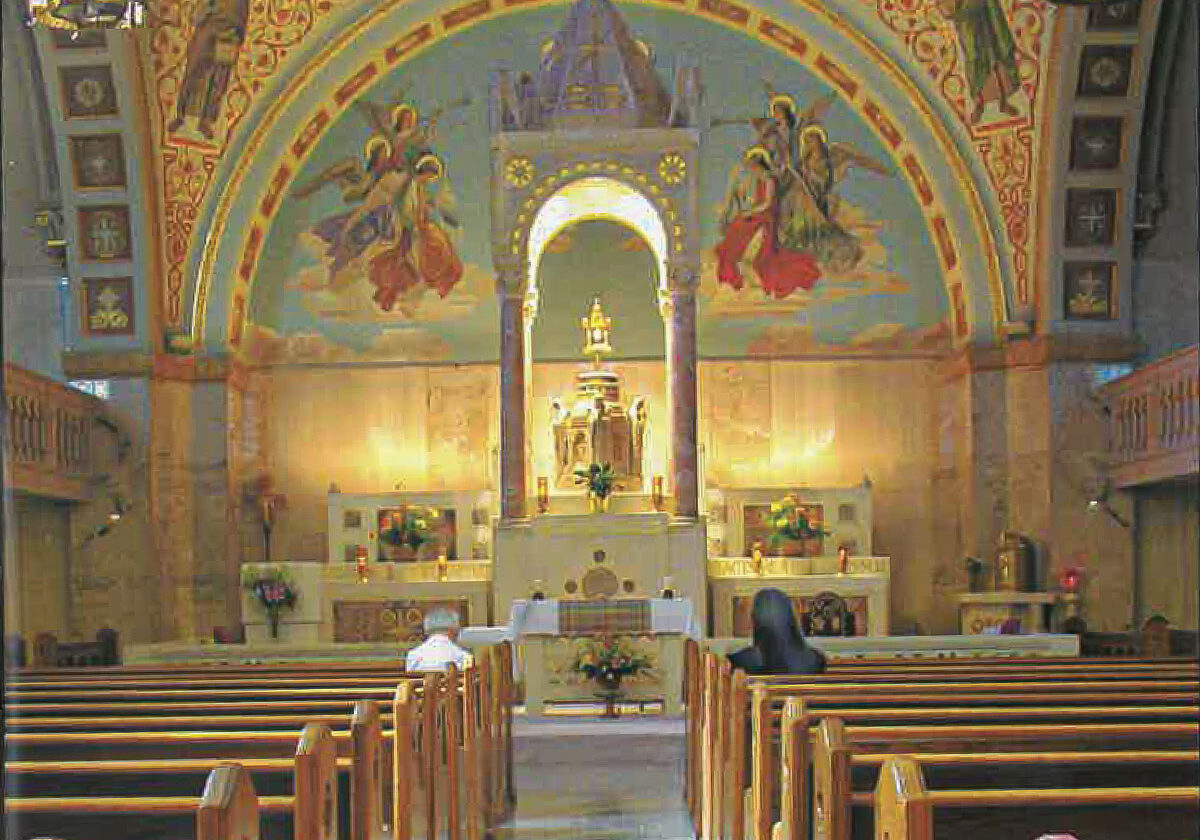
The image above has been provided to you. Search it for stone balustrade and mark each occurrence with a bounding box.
[3,363,102,500]
[1100,345,1199,488]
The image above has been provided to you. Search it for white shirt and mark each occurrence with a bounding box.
[405,633,472,673]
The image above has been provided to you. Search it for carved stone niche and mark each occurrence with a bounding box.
[551,368,646,489]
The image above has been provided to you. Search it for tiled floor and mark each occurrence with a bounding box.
[490,715,694,840]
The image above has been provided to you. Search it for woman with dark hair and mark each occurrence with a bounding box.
[728,588,827,675]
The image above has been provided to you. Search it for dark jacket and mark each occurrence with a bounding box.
[728,588,826,675]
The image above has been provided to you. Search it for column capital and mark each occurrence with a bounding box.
[494,265,527,299]
[667,264,700,293]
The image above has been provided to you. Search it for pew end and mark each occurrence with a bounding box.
[197,763,260,840]
[350,700,385,840]
[874,757,932,840]
[295,723,339,840]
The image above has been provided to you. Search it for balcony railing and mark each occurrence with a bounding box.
[3,363,102,500]
[1100,345,1199,488]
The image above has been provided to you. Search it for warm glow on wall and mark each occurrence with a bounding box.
[528,177,667,290]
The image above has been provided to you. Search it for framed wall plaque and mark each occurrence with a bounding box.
[1064,261,1116,320]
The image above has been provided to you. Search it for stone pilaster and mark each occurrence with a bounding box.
[148,358,248,641]
[497,269,528,521]
[667,268,700,520]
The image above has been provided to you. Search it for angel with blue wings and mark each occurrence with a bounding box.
[293,90,468,311]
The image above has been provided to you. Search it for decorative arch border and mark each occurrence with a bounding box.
[523,170,675,295]
[182,0,1013,353]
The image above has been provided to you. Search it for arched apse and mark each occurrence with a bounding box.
[182,0,1016,362]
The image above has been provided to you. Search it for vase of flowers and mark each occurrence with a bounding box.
[575,463,618,513]
[768,494,830,552]
[241,565,298,639]
[572,636,651,715]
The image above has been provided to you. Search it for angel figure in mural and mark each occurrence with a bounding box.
[292,92,468,312]
[168,0,251,140]
[713,87,892,297]
[937,0,1021,124]
[715,146,820,299]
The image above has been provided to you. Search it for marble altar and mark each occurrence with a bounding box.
[707,555,891,637]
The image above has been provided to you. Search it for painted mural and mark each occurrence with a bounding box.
[242,4,952,365]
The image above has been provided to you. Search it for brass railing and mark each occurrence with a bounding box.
[1100,345,1199,488]
[3,363,102,500]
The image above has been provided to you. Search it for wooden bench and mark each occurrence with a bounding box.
[694,653,1200,840]
[6,722,340,840]
[706,660,1200,840]
[679,638,1198,829]
[873,755,1200,840]
[811,717,1200,840]
[773,709,1199,840]
[5,642,517,840]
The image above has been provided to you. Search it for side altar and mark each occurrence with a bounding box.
[704,484,891,637]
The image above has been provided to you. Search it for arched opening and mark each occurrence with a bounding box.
[523,176,674,491]
[527,176,669,299]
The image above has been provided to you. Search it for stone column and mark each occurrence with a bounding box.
[667,268,700,519]
[497,269,528,520]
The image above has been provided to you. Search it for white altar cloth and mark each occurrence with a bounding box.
[506,598,699,638]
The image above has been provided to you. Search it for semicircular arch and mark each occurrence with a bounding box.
[182,0,1013,353]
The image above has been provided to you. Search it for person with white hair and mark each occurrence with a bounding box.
[405,607,472,672]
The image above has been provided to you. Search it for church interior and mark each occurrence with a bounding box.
[3,0,1198,838]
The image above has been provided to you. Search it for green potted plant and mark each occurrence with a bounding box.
[574,462,618,512]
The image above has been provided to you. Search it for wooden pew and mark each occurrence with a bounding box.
[687,650,1199,816]
[873,755,1200,840]
[811,717,1200,840]
[696,652,1200,840]
[704,656,1200,840]
[743,697,1198,840]
[775,704,1199,840]
[198,763,261,840]
[4,647,512,840]
[6,669,503,840]
[5,724,338,840]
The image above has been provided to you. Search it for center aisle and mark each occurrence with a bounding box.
[490,716,692,840]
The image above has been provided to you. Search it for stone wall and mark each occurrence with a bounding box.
[1133,0,1198,361]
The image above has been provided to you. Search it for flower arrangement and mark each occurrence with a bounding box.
[241,565,298,638]
[575,462,618,500]
[768,494,830,549]
[571,635,652,688]
[380,507,441,554]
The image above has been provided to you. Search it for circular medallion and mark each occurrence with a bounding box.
[504,157,534,188]
[657,153,686,186]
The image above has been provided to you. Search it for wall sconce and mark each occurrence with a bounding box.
[537,477,549,514]
[1088,482,1130,528]
[652,475,665,512]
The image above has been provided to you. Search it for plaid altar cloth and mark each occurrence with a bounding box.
[559,599,651,635]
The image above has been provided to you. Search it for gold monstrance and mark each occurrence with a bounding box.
[580,296,613,366]
[552,296,647,488]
